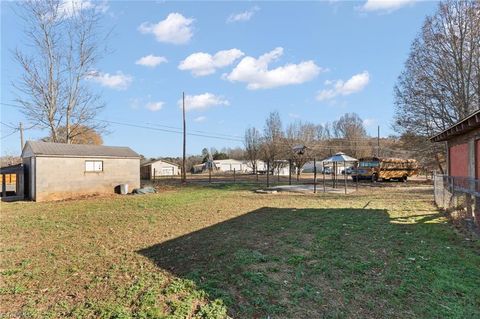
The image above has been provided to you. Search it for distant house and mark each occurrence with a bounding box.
[430,109,479,179]
[141,159,180,179]
[213,159,249,172]
[22,141,140,201]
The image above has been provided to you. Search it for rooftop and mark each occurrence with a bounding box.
[22,141,139,158]
[430,109,480,142]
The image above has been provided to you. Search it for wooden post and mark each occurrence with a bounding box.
[323,161,326,193]
[2,174,6,198]
[313,158,317,194]
[344,160,347,195]
[233,168,236,183]
[355,162,359,191]
[266,160,270,188]
[288,159,292,185]
[19,122,24,151]
[182,92,186,184]
[209,167,212,183]
[475,196,480,227]
[333,163,336,189]
[153,168,156,181]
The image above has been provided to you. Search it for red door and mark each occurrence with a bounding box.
[449,143,469,177]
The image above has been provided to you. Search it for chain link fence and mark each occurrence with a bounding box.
[433,173,480,231]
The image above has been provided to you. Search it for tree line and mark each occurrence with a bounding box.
[11,0,478,175]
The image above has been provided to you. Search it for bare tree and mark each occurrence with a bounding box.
[332,113,368,158]
[14,0,107,144]
[261,111,285,172]
[285,121,325,178]
[42,125,103,145]
[394,0,480,171]
[243,127,261,173]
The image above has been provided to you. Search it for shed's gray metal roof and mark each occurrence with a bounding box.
[23,141,139,158]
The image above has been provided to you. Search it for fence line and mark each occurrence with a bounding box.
[433,173,480,229]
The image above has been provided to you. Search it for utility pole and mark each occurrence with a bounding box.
[182,92,186,184]
[19,122,24,151]
[377,126,380,157]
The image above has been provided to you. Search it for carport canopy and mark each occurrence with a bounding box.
[323,152,358,163]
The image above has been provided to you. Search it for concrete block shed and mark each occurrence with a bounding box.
[21,141,140,201]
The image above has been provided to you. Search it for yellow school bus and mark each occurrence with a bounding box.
[352,157,418,182]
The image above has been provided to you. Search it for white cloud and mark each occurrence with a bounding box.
[59,0,108,18]
[145,101,164,112]
[316,71,370,101]
[194,116,207,122]
[227,6,260,23]
[88,71,132,90]
[135,55,168,67]
[178,93,229,111]
[224,47,323,90]
[361,0,415,13]
[179,49,244,76]
[138,13,194,44]
[363,118,377,127]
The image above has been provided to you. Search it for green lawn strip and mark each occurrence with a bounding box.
[1,186,479,318]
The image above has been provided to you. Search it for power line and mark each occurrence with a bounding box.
[1,130,18,140]
[145,122,243,139]
[0,121,17,129]
[97,119,243,142]
[0,102,244,141]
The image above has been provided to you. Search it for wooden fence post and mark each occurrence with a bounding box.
[323,162,326,193]
[288,159,292,185]
[313,158,317,194]
[267,160,270,188]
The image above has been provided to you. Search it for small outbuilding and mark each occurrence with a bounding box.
[0,164,25,201]
[430,109,479,225]
[22,141,140,201]
[430,109,480,179]
[141,159,180,179]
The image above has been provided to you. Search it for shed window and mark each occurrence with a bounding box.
[85,160,103,172]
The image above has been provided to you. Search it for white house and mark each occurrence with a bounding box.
[141,159,180,179]
[213,159,249,172]
[273,160,293,176]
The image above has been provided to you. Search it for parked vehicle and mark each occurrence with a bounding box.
[352,157,418,182]
[322,167,332,174]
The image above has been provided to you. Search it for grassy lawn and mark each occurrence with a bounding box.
[1,184,479,318]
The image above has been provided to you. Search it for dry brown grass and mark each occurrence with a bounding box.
[1,183,479,318]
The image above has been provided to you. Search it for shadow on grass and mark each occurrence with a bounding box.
[138,207,480,318]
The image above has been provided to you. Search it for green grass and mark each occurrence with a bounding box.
[1,184,479,318]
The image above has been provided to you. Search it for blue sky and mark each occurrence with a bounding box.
[1,0,439,157]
